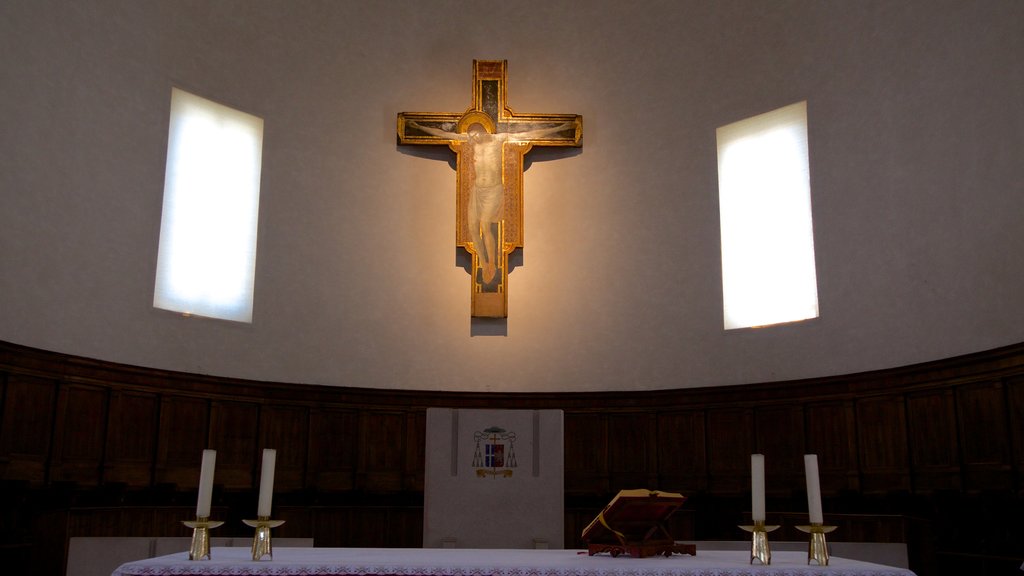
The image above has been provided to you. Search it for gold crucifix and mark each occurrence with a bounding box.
[397,60,582,318]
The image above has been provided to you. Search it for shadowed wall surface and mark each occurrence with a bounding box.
[1,1,1022,392]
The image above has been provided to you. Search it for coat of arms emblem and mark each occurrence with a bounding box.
[472,426,517,478]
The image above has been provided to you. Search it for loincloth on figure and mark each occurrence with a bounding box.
[470,183,505,222]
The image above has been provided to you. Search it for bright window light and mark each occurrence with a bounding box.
[717,101,818,330]
[154,88,264,323]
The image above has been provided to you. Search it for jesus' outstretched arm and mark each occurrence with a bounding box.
[405,120,467,141]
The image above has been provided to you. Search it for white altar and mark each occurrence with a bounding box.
[110,547,917,576]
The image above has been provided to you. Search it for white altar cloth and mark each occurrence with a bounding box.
[111,547,917,576]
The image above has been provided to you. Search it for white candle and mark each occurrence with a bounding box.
[257,449,277,518]
[751,454,765,522]
[196,449,216,518]
[804,454,823,524]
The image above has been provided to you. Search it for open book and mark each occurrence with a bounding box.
[582,489,696,558]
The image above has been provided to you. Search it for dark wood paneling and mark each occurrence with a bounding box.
[754,405,805,497]
[564,413,608,495]
[66,505,221,540]
[0,375,56,483]
[304,506,421,548]
[104,390,158,485]
[1008,377,1024,471]
[955,381,1011,490]
[4,339,1024,576]
[259,405,308,492]
[807,401,858,493]
[403,410,425,491]
[706,408,753,494]
[276,506,312,538]
[356,411,406,492]
[856,395,910,494]
[656,410,707,493]
[906,390,960,492]
[607,413,657,490]
[50,385,108,485]
[307,409,357,491]
[156,395,210,487]
[564,508,597,549]
[774,511,914,544]
[209,401,259,489]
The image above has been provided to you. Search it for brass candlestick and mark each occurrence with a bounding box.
[182,517,224,560]
[796,523,837,565]
[738,521,780,565]
[243,516,286,561]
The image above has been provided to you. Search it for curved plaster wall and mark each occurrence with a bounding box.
[1,0,1022,392]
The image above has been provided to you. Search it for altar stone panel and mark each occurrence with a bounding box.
[424,408,564,549]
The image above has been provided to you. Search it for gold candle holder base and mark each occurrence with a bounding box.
[796,523,837,565]
[243,517,286,561]
[738,521,780,565]
[182,517,224,560]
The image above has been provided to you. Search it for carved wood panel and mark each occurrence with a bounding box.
[807,401,858,493]
[155,395,210,488]
[308,408,357,491]
[0,374,56,483]
[305,506,421,548]
[754,405,805,497]
[51,384,107,485]
[906,389,960,492]
[356,411,406,492]
[856,395,910,494]
[104,390,159,486]
[403,410,425,491]
[259,405,309,492]
[706,408,754,494]
[209,400,259,489]
[956,381,1011,490]
[564,412,608,495]
[656,410,707,492]
[607,413,657,490]
[1009,377,1024,471]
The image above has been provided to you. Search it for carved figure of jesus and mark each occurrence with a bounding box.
[408,120,571,284]
[397,60,583,318]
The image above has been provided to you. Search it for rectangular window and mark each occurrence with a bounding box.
[717,101,818,330]
[154,88,264,323]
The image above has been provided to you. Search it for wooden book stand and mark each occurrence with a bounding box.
[582,489,697,558]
